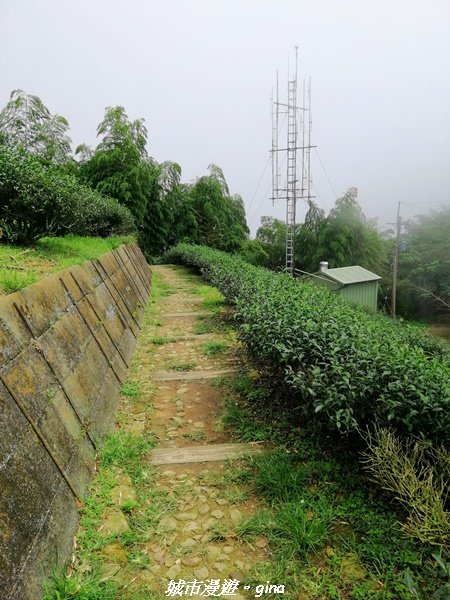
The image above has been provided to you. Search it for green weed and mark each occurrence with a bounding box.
[201,340,227,357]
[150,335,179,345]
[235,512,273,541]
[183,430,206,441]
[0,268,37,293]
[250,450,310,502]
[100,431,153,483]
[207,521,228,541]
[120,380,140,398]
[168,361,196,372]
[272,501,332,559]
[42,569,118,600]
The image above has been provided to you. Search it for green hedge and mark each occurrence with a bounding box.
[0,145,136,244]
[165,244,450,443]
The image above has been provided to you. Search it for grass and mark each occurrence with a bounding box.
[120,380,140,399]
[220,369,445,599]
[0,268,38,293]
[193,320,217,335]
[43,423,156,599]
[207,521,228,542]
[150,334,179,345]
[183,430,206,441]
[192,284,224,307]
[168,361,196,372]
[0,234,135,295]
[201,340,227,357]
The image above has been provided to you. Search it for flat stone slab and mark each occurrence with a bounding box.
[153,369,234,381]
[160,311,209,318]
[148,442,264,465]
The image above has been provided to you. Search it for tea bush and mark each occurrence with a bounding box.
[0,145,135,244]
[165,244,450,444]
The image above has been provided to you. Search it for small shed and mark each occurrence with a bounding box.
[311,265,381,312]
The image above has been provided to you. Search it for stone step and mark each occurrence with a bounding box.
[153,369,234,382]
[148,442,264,465]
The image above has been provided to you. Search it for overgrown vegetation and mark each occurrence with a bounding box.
[396,205,450,321]
[0,90,249,256]
[42,429,156,600]
[0,145,135,244]
[164,245,450,595]
[220,372,448,599]
[165,244,450,443]
[252,189,387,278]
[362,426,450,550]
[0,234,134,294]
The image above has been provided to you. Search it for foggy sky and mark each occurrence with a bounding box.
[1,0,449,235]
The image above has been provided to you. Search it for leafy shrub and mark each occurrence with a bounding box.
[0,145,135,244]
[362,426,450,550]
[164,244,450,443]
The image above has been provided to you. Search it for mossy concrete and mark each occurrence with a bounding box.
[0,243,150,600]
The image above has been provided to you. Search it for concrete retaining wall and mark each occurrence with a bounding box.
[0,243,151,600]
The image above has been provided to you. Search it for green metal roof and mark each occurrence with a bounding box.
[317,266,381,285]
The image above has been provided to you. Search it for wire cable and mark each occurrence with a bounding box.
[246,154,271,215]
[312,146,339,199]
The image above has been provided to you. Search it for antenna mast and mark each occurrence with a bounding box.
[271,48,315,274]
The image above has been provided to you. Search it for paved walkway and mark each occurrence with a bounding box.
[98,265,268,598]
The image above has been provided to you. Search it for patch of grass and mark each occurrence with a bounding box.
[218,369,443,598]
[100,431,153,483]
[168,361,196,372]
[35,234,135,265]
[219,487,249,504]
[235,511,273,541]
[193,318,219,335]
[249,450,312,503]
[223,399,276,442]
[0,268,38,293]
[183,430,206,441]
[272,501,332,560]
[150,334,179,345]
[207,521,229,542]
[120,380,140,399]
[0,235,137,295]
[192,284,225,311]
[136,489,177,529]
[201,340,227,357]
[42,569,118,600]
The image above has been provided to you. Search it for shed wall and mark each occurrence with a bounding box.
[339,281,378,311]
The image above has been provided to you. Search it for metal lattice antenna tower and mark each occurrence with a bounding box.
[285,50,298,273]
[271,48,315,274]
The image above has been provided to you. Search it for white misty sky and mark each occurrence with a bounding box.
[1,0,449,235]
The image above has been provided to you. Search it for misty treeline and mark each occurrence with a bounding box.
[0,90,249,255]
[250,189,450,322]
[0,90,447,321]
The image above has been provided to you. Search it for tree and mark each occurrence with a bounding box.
[295,200,326,272]
[178,166,249,252]
[239,238,269,266]
[0,89,71,163]
[312,188,387,275]
[397,206,450,320]
[79,106,154,227]
[256,216,286,269]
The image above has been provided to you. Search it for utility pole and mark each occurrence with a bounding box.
[391,202,402,319]
[271,47,315,275]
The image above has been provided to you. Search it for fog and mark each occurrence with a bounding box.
[1,0,449,234]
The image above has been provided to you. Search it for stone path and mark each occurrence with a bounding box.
[96,265,268,598]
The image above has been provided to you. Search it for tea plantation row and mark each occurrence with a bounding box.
[165,244,450,444]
